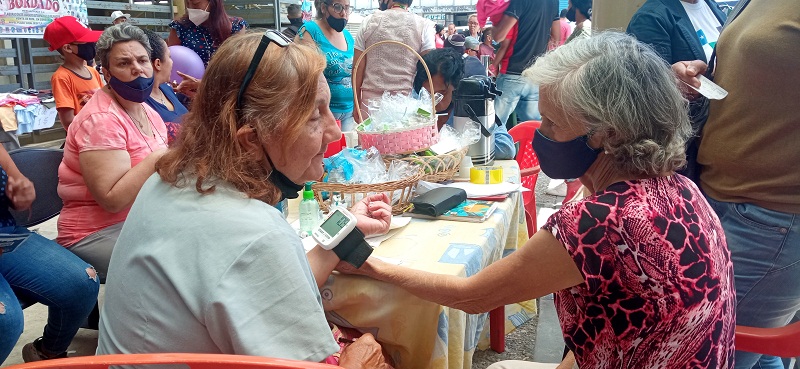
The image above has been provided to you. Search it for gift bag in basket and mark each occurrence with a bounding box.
[354,40,439,155]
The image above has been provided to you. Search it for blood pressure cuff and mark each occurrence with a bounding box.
[333,226,372,268]
[410,187,467,217]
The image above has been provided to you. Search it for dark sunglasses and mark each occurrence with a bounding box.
[236,29,292,115]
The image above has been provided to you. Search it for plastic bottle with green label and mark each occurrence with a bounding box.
[299,182,321,236]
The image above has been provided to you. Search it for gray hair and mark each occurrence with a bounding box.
[97,23,152,68]
[522,31,691,177]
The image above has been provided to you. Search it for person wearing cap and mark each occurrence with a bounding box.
[110,10,131,25]
[444,34,485,78]
[464,36,481,57]
[43,16,104,131]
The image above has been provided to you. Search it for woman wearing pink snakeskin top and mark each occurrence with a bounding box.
[351,0,435,123]
[339,32,736,369]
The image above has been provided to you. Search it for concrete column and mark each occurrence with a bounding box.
[592,0,646,31]
[175,0,185,18]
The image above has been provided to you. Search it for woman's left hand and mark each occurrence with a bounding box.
[351,193,392,237]
[6,175,35,211]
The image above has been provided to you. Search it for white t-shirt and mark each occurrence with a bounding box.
[354,9,435,95]
[97,175,339,363]
[681,0,722,61]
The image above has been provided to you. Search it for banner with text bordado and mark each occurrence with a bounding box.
[0,0,89,38]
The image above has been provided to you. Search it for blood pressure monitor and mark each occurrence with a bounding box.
[313,207,358,250]
[312,207,373,267]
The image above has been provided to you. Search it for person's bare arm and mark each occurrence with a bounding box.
[167,29,181,46]
[57,107,75,131]
[79,149,166,213]
[352,48,367,123]
[491,39,511,72]
[492,14,518,42]
[549,19,561,49]
[340,229,584,314]
[0,145,35,211]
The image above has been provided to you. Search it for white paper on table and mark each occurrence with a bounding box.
[416,180,522,198]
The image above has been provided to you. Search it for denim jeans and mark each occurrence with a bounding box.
[494,74,541,126]
[333,111,355,133]
[0,226,99,361]
[705,197,800,369]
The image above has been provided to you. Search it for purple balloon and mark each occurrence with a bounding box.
[168,45,205,84]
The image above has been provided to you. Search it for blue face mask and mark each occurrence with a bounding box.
[532,129,602,179]
[108,73,154,103]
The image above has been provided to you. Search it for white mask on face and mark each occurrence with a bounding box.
[187,6,210,26]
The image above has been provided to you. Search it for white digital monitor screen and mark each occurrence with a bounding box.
[321,210,349,236]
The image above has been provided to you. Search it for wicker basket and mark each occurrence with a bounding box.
[387,147,469,183]
[311,168,424,215]
[354,40,439,155]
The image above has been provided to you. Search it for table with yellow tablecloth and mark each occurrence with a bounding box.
[300,160,536,369]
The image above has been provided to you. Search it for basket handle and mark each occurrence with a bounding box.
[352,40,437,125]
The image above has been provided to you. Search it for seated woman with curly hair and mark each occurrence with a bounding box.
[341,32,736,369]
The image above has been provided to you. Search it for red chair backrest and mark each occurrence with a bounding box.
[324,120,346,158]
[2,353,343,369]
[735,321,800,358]
[508,121,541,191]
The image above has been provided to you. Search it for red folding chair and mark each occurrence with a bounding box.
[3,353,343,369]
[735,320,800,359]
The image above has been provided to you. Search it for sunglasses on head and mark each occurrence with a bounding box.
[236,29,292,116]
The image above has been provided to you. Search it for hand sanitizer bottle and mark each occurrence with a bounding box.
[299,182,321,236]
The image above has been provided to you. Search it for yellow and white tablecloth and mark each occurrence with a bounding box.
[315,161,536,369]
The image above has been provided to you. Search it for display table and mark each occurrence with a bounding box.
[291,160,536,369]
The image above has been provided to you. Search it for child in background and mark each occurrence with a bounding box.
[43,16,104,131]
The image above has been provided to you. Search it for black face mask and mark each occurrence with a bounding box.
[289,17,304,26]
[566,6,577,22]
[327,14,347,32]
[260,142,303,201]
[378,0,389,10]
[73,43,96,62]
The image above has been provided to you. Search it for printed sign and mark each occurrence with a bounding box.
[0,0,89,38]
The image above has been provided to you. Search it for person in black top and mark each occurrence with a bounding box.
[282,4,304,39]
[490,0,560,127]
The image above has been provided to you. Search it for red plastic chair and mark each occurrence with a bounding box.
[508,120,541,236]
[486,121,542,354]
[735,321,800,358]
[2,353,343,369]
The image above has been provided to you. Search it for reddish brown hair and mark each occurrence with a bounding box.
[156,31,326,204]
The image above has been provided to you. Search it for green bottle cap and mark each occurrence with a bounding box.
[303,182,315,200]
